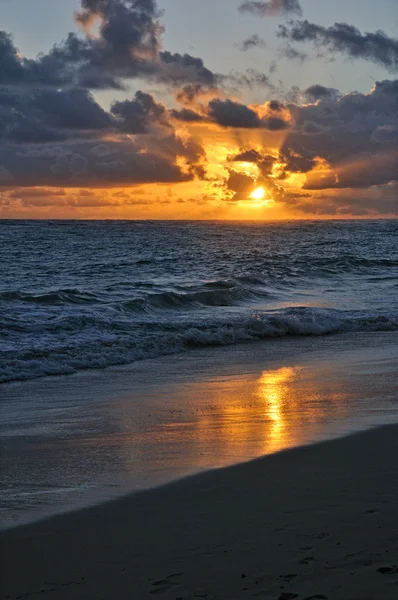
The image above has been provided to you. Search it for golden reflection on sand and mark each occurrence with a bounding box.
[189,363,352,463]
[89,361,353,476]
[256,366,297,454]
[255,365,351,454]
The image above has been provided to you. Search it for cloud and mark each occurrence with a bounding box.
[286,183,398,216]
[304,150,398,190]
[0,0,219,91]
[278,20,398,71]
[208,99,291,129]
[0,1,397,217]
[231,148,277,175]
[157,51,216,87]
[236,34,267,52]
[239,0,302,18]
[0,86,179,144]
[208,99,260,128]
[111,91,171,133]
[222,78,398,214]
[0,139,199,188]
[226,170,255,200]
[0,0,276,105]
[0,186,153,209]
[0,83,206,189]
[303,85,341,102]
[282,79,398,188]
[0,87,113,144]
[232,148,264,163]
[225,69,276,92]
[170,108,205,123]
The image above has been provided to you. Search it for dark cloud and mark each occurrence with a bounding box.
[231,148,277,175]
[0,0,397,218]
[0,87,112,143]
[208,98,290,129]
[237,34,267,52]
[170,108,205,122]
[0,0,218,91]
[175,83,210,106]
[268,100,283,111]
[278,20,398,71]
[0,137,200,188]
[208,99,260,128]
[1,0,275,103]
[232,149,263,163]
[281,147,317,173]
[304,150,398,190]
[304,85,341,102]
[0,86,178,144]
[0,83,206,188]
[0,186,153,209]
[287,183,398,216]
[224,77,398,213]
[226,146,296,205]
[231,146,313,177]
[111,91,171,133]
[239,0,302,18]
[158,51,216,86]
[226,170,256,200]
[281,79,398,188]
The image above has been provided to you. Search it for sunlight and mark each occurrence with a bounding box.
[250,187,265,200]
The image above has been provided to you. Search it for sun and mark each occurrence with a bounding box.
[250,187,265,200]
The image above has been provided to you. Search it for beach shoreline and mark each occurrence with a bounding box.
[2,331,398,532]
[3,423,398,599]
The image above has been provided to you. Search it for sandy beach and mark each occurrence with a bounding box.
[3,423,398,599]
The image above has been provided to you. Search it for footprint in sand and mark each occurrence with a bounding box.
[278,574,298,583]
[149,572,184,595]
[377,565,398,575]
[299,556,315,564]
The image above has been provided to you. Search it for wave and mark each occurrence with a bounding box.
[122,285,270,312]
[0,289,99,305]
[1,307,397,384]
[317,255,398,269]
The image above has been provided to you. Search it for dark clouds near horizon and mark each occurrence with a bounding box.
[225,79,398,214]
[0,0,397,216]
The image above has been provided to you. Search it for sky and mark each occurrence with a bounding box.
[0,0,397,219]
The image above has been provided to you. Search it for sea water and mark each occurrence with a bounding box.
[1,220,397,383]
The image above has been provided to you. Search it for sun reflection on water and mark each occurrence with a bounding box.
[256,366,297,453]
[95,361,353,479]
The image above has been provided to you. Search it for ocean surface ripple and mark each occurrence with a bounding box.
[1,220,397,383]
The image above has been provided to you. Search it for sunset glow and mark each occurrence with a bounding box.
[0,0,396,219]
[250,187,266,201]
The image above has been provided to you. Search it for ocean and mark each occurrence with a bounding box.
[2,219,398,527]
[1,220,397,384]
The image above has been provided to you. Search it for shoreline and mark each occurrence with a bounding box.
[2,331,398,531]
[3,424,398,599]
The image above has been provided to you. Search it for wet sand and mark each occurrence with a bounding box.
[3,424,398,599]
[0,333,398,528]
[1,332,398,528]
[2,332,398,599]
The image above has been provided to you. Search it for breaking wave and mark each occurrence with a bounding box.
[1,220,397,384]
[1,307,397,383]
